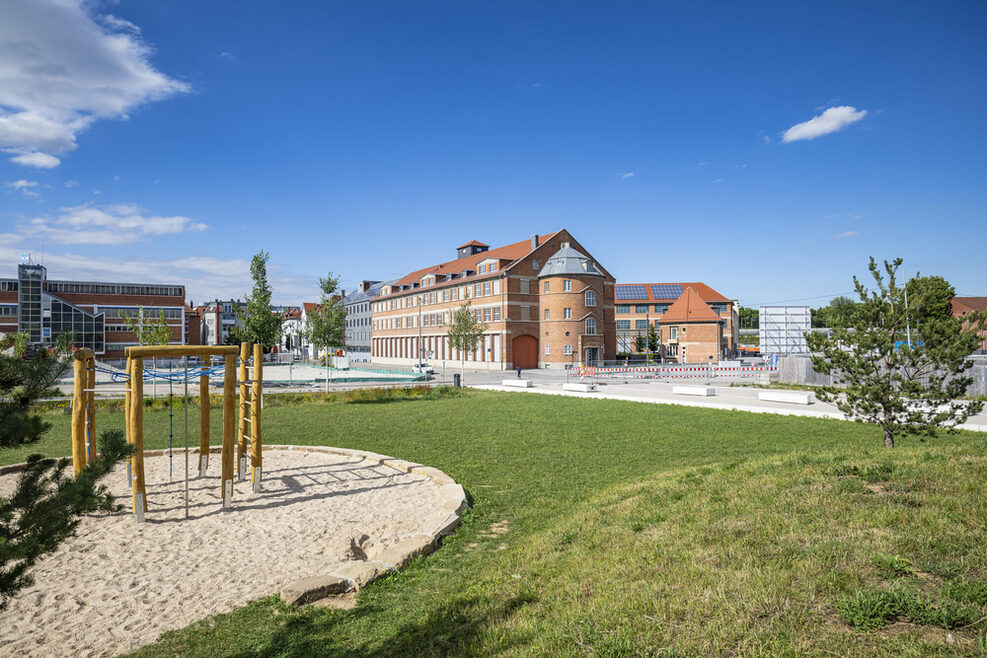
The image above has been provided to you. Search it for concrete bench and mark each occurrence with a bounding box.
[758,390,812,405]
[673,385,715,397]
[501,379,534,388]
[563,382,597,392]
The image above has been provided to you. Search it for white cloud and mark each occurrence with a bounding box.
[219,51,236,61]
[17,203,208,245]
[4,179,40,198]
[64,179,80,187]
[0,0,188,168]
[711,178,723,184]
[10,151,61,168]
[763,135,772,144]
[698,161,709,167]
[783,106,867,143]
[835,230,859,238]
[617,172,634,180]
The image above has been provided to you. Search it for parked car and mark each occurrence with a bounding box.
[411,362,434,375]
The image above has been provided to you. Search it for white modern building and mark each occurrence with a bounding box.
[343,279,393,362]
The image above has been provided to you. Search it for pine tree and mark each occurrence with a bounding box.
[806,258,986,448]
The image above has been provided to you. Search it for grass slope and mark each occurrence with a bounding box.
[5,390,986,656]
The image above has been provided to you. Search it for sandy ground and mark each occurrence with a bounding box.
[0,449,447,657]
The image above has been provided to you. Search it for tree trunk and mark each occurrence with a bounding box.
[883,427,894,448]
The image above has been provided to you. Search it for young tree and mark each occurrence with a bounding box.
[634,335,647,354]
[232,250,283,350]
[304,273,347,367]
[447,294,488,381]
[647,324,660,354]
[806,258,986,448]
[121,306,172,346]
[0,333,131,607]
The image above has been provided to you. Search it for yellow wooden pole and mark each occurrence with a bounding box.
[71,356,86,476]
[132,356,147,520]
[125,358,133,486]
[221,353,235,509]
[251,343,262,492]
[199,359,210,476]
[237,342,249,479]
[85,356,96,464]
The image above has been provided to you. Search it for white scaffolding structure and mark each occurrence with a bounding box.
[759,306,811,355]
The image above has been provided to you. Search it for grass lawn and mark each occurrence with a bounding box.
[5,390,986,656]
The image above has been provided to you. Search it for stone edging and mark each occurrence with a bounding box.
[0,445,470,606]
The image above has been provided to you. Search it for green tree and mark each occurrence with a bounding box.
[905,274,955,325]
[121,306,172,346]
[806,258,986,448]
[647,323,660,354]
[0,332,131,607]
[304,273,347,366]
[447,293,488,381]
[738,306,759,330]
[634,335,647,353]
[232,251,283,350]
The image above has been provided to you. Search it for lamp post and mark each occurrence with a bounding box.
[417,294,423,364]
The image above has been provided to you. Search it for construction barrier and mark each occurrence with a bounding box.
[577,365,778,380]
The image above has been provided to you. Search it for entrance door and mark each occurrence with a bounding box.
[512,335,538,369]
[584,347,599,366]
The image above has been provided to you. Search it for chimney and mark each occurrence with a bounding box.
[531,234,539,251]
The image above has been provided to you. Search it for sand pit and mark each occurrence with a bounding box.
[0,447,461,657]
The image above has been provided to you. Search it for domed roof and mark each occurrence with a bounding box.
[537,244,604,278]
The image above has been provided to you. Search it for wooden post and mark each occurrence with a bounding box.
[85,356,96,464]
[125,358,133,485]
[237,342,250,479]
[221,353,236,509]
[71,356,86,476]
[131,356,147,520]
[199,360,210,476]
[251,343,262,492]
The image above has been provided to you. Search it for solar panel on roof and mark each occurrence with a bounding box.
[615,284,647,300]
[650,284,683,300]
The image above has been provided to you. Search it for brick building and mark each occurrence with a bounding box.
[614,282,738,360]
[1,261,187,358]
[371,230,616,369]
[952,297,987,353]
[657,287,725,363]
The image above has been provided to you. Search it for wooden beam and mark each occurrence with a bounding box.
[131,356,147,517]
[71,357,86,476]
[221,353,235,508]
[72,348,95,360]
[251,342,262,491]
[85,356,96,465]
[199,363,210,476]
[125,345,240,358]
[237,342,249,478]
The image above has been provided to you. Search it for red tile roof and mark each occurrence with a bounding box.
[383,232,560,295]
[660,287,722,323]
[615,282,730,303]
[457,240,489,249]
[303,302,319,314]
[952,297,987,315]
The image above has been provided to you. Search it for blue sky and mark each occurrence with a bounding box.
[1,1,985,306]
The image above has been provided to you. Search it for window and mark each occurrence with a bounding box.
[585,317,597,334]
[532,259,539,270]
[635,305,648,313]
[520,278,530,294]
[616,304,629,314]
[563,344,573,355]
[544,343,550,355]
[670,327,678,340]
[616,320,630,330]
[474,283,482,298]
[443,289,449,302]
[451,288,458,301]
[585,290,596,306]
[492,307,500,321]
[654,303,669,314]
[483,282,491,296]
[667,344,678,357]
[520,306,531,322]
[544,281,550,292]
[564,308,572,319]
[682,326,687,333]
[636,319,648,330]
[563,280,572,291]
[483,308,491,322]
[544,308,550,320]
[477,265,486,274]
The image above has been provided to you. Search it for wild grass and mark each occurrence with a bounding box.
[3,390,985,656]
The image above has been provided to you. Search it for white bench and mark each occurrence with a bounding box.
[563,382,597,392]
[673,385,715,397]
[758,390,812,405]
[501,379,533,388]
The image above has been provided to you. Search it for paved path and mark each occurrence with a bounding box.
[472,379,987,433]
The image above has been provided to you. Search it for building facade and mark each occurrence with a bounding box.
[0,262,186,358]
[656,287,725,363]
[614,282,738,360]
[370,230,616,369]
[343,279,391,362]
[198,299,246,346]
[952,297,987,353]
